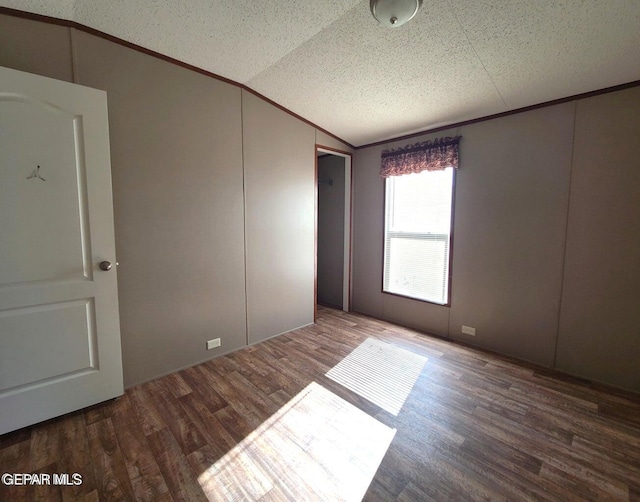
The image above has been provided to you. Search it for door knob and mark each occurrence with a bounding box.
[99,261,112,271]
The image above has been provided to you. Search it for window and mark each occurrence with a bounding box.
[383,168,454,305]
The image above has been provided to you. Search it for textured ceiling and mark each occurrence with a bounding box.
[3,0,640,146]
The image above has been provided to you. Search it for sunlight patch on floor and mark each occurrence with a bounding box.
[198,381,396,501]
[326,337,427,415]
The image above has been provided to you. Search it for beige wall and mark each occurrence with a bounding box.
[317,155,346,308]
[72,30,247,386]
[0,13,317,386]
[449,105,574,366]
[315,129,352,153]
[0,14,73,82]
[354,95,640,392]
[242,90,316,344]
[556,87,640,391]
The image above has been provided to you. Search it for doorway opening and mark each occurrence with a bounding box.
[315,146,352,319]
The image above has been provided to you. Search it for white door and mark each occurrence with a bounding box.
[0,66,123,435]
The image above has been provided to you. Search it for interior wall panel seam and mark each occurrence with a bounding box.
[552,99,578,370]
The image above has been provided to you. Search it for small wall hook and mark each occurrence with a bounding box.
[27,165,46,181]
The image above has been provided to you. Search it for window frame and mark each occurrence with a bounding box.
[380,168,457,307]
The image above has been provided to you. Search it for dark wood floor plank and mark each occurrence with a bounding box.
[127,384,166,437]
[226,348,283,396]
[253,338,290,360]
[570,435,640,491]
[364,476,406,501]
[415,369,517,420]
[212,403,256,444]
[162,372,193,399]
[255,354,314,397]
[515,388,640,459]
[110,395,171,502]
[229,346,275,377]
[0,426,31,450]
[268,389,293,408]
[83,401,114,426]
[456,437,584,502]
[0,439,33,502]
[179,364,228,414]
[391,442,507,502]
[539,462,624,501]
[177,392,237,461]
[598,401,640,430]
[396,482,437,502]
[33,462,61,502]
[29,419,60,471]
[148,379,207,456]
[1,306,639,502]
[202,366,280,429]
[532,373,630,408]
[367,454,410,499]
[146,428,207,502]
[80,490,100,502]
[380,404,465,452]
[59,410,97,500]
[86,417,137,501]
[509,379,600,414]
[204,351,243,376]
[472,406,631,500]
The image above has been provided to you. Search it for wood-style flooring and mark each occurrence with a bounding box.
[1,306,640,501]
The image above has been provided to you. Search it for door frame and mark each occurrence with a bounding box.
[315,145,353,321]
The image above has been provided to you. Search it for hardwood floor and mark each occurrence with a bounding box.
[2,306,640,501]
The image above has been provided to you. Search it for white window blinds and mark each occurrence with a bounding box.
[383,168,454,305]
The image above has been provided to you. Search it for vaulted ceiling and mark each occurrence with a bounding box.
[3,0,640,146]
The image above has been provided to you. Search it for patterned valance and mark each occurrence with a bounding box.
[380,136,461,178]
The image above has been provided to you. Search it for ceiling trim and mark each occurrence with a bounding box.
[0,6,356,150]
[356,78,640,150]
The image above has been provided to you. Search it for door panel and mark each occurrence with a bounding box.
[0,99,88,285]
[0,299,97,392]
[0,66,123,435]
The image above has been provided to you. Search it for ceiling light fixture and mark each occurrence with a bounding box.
[370,0,423,28]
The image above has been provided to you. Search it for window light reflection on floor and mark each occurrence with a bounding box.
[326,337,427,416]
[197,381,396,501]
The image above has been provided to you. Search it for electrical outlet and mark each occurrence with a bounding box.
[206,338,221,350]
[461,325,476,336]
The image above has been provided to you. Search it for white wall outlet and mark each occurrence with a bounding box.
[206,338,221,350]
[461,325,476,336]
